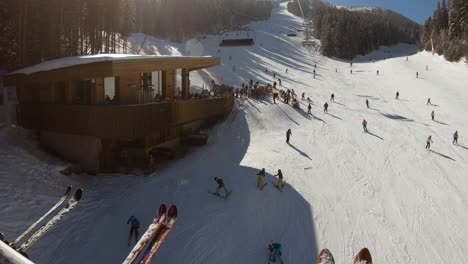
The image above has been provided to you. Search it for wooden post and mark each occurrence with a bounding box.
[182,69,189,98]
[162,70,175,100]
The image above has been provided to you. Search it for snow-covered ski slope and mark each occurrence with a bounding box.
[1,2,468,263]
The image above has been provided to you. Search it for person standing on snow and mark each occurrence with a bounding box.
[323,102,329,113]
[269,242,283,263]
[453,131,459,145]
[286,129,292,143]
[127,216,140,246]
[395,91,399,100]
[431,110,435,121]
[377,70,379,75]
[274,169,286,190]
[366,99,369,108]
[308,103,312,114]
[257,168,266,189]
[214,177,229,197]
[330,93,335,102]
[416,72,419,78]
[427,98,431,105]
[362,119,368,133]
[426,136,433,149]
[302,92,305,100]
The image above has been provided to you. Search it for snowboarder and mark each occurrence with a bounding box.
[286,129,292,143]
[213,177,229,198]
[427,98,431,105]
[257,168,266,189]
[308,104,312,114]
[274,169,286,190]
[362,119,368,133]
[453,131,458,145]
[330,93,335,102]
[127,216,140,246]
[426,136,433,149]
[366,99,369,108]
[395,91,399,100]
[323,102,329,113]
[431,110,435,121]
[302,92,305,100]
[269,242,283,263]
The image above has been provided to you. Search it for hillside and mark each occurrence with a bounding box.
[1,2,468,263]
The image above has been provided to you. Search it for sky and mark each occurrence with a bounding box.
[323,0,439,24]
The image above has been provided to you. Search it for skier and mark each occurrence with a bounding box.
[362,119,368,133]
[278,78,282,86]
[307,97,311,102]
[431,110,435,121]
[274,169,286,190]
[302,92,305,100]
[377,70,379,75]
[286,129,292,143]
[269,242,283,263]
[213,177,229,198]
[313,69,316,79]
[127,216,140,246]
[427,98,431,105]
[395,91,399,100]
[257,168,266,189]
[330,93,335,102]
[453,131,459,145]
[350,69,353,74]
[308,103,312,114]
[366,99,369,108]
[426,135,433,149]
[286,68,288,74]
[323,102,329,113]
[416,72,419,78]
[273,72,276,79]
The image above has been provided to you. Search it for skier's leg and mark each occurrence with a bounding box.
[128,227,134,245]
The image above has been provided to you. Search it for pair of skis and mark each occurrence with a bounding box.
[14,186,83,252]
[317,248,372,264]
[2,186,82,262]
[208,190,232,200]
[123,204,177,264]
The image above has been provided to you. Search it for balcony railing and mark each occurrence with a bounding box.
[17,97,234,139]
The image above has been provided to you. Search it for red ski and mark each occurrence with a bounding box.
[138,205,178,264]
[317,248,335,264]
[354,248,372,264]
[123,204,166,264]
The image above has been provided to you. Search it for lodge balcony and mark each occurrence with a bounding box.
[17,96,234,140]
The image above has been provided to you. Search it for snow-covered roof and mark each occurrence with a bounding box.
[336,6,378,12]
[9,54,214,75]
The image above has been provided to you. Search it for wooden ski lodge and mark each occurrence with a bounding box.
[4,55,234,173]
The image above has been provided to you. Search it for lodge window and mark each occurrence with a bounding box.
[73,80,92,105]
[55,81,67,104]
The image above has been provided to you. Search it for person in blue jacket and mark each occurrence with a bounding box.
[127,216,140,246]
[269,241,283,263]
[286,129,292,143]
